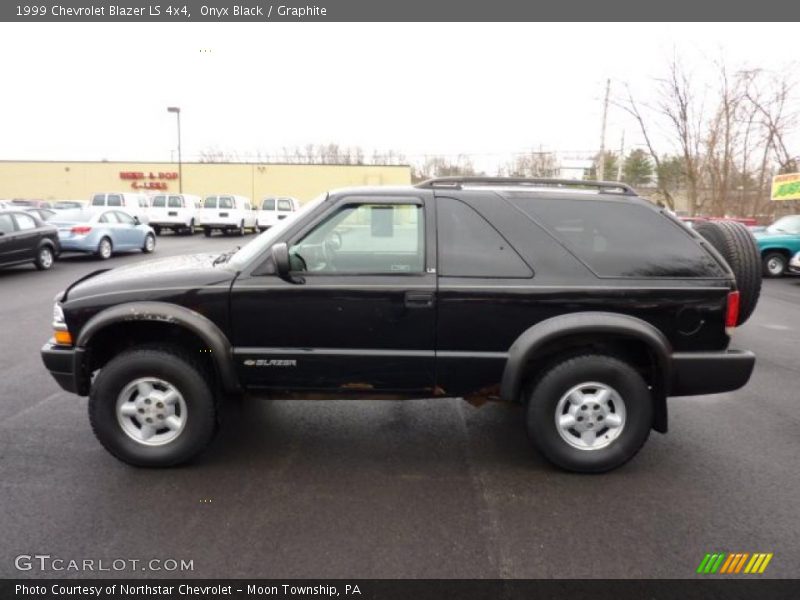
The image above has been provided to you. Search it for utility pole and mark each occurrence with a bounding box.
[616,130,625,181]
[167,106,182,193]
[598,78,611,181]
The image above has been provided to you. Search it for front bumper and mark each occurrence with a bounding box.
[41,342,87,395]
[670,349,755,396]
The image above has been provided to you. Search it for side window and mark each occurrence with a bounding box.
[115,211,135,225]
[262,198,275,211]
[168,196,182,208]
[152,196,166,208]
[107,194,122,207]
[0,214,14,234]
[290,203,424,274]
[98,211,119,224]
[278,199,292,211]
[511,198,725,278]
[203,197,217,209]
[91,194,105,207]
[14,213,37,231]
[437,197,532,278]
[140,197,149,208]
[219,197,234,209]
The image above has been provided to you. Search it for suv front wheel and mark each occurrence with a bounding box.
[526,354,653,473]
[88,347,218,467]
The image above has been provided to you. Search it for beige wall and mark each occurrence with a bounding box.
[0,161,411,204]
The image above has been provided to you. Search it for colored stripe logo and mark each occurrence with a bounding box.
[696,552,773,574]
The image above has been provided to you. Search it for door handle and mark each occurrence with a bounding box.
[404,291,434,308]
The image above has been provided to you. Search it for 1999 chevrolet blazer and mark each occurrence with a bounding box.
[41,177,760,472]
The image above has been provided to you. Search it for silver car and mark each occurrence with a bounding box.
[51,208,156,260]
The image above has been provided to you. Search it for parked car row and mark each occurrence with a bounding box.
[0,207,156,272]
[148,193,300,237]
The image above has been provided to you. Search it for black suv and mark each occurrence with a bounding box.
[41,178,759,472]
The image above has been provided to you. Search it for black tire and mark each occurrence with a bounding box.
[34,245,55,271]
[762,251,787,279]
[203,227,212,237]
[88,347,218,467]
[526,354,653,473]
[152,225,161,236]
[142,233,156,253]
[693,220,761,324]
[96,237,113,260]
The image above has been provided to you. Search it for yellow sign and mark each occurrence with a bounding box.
[771,172,800,201]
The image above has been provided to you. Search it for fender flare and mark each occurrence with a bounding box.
[76,301,240,393]
[500,312,673,429]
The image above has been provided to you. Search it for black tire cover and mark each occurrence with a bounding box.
[693,220,761,325]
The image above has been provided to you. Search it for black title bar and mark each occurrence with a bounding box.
[4,579,800,600]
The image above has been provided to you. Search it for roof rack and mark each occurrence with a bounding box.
[414,176,637,196]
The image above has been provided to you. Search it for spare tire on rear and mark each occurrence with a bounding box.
[693,220,761,325]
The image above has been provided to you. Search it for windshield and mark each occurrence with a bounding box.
[767,215,800,234]
[227,194,327,270]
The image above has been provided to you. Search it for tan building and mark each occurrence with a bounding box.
[0,161,411,204]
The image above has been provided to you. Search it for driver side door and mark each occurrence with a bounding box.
[230,193,437,393]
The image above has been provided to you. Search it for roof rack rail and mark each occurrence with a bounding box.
[414,176,637,196]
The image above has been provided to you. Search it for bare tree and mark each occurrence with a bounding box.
[615,86,676,210]
[500,151,558,178]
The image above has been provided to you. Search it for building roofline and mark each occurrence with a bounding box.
[0,159,411,168]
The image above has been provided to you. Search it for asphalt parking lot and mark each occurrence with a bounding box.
[1,233,799,579]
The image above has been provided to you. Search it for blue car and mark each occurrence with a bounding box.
[754,214,800,277]
[51,208,156,260]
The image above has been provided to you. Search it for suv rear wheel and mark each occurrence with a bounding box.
[526,354,653,473]
[88,347,218,467]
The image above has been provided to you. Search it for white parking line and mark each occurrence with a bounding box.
[0,390,70,427]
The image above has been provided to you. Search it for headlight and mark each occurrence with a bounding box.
[51,303,73,346]
[52,303,66,329]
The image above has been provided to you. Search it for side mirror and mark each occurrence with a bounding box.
[133,216,141,225]
[271,242,304,284]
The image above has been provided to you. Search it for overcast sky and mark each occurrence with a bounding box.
[1,22,797,171]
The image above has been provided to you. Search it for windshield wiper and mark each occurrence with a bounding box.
[213,247,240,266]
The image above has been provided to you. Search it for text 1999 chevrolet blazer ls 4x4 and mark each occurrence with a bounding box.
[41,178,760,472]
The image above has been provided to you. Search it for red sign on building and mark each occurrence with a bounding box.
[119,171,178,191]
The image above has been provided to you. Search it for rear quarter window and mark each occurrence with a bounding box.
[510,197,725,278]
